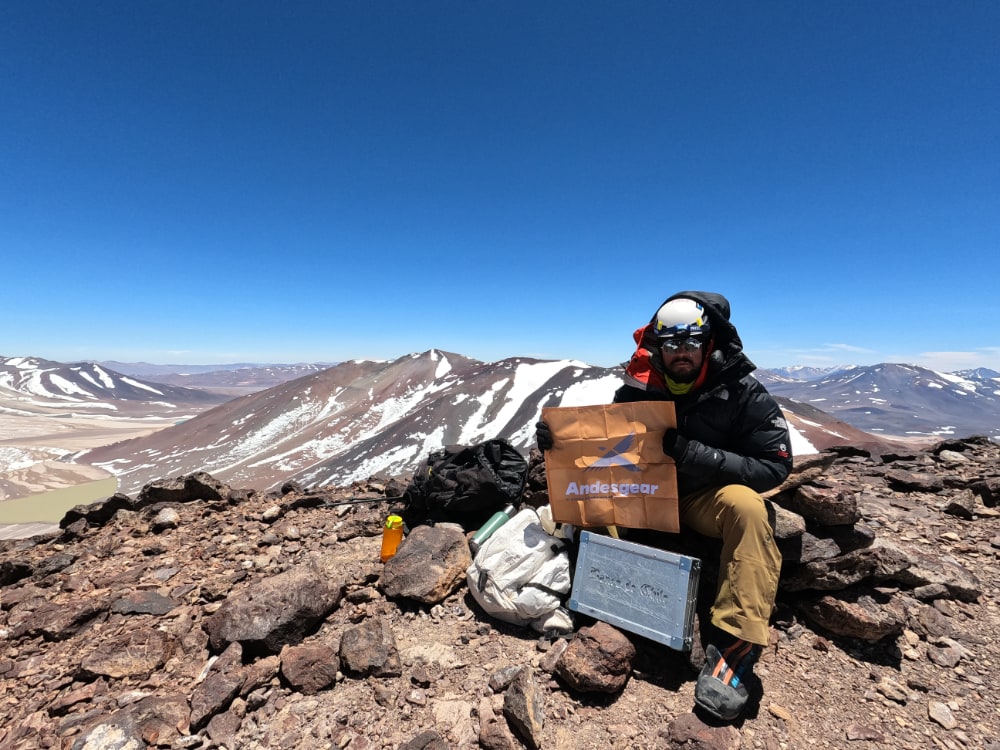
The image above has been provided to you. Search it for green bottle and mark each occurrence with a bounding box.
[469,504,517,554]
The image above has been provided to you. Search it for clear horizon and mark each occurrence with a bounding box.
[3,3,998,372]
[2,351,997,378]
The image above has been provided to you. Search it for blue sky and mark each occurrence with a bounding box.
[2,2,998,372]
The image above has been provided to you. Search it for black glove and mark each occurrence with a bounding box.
[535,420,553,451]
[662,428,689,461]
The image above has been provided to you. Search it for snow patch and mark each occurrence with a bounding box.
[788,425,818,457]
[92,365,116,388]
[435,353,453,379]
[555,374,622,407]
[120,377,164,395]
[49,373,92,397]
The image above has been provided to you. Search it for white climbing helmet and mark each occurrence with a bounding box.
[654,297,711,339]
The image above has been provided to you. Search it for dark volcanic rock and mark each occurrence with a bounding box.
[378,523,471,604]
[59,492,138,529]
[138,471,232,505]
[338,617,402,678]
[970,477,1000,507]
[884,469,946,493]
[202,556,346,653]
[503,667,545,750]
[190,642,246,730]
[798,593,906,641]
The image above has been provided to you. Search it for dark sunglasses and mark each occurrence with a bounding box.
[661,338,704,353]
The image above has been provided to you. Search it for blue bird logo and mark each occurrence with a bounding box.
[584,432,642,472]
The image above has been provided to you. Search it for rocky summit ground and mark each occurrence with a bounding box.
[1,437,999,750]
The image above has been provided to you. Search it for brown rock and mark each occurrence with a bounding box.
[379,523,471,604]
[47,678,107,716]
[798,594,905,641]
[928,700,958,729]
[884,469,945,492]
[771,504,806,541]
[0,558,33,586]
[398,730,451,749]
[60,492,138,529]
[202,556,345,652]
[943,489,979,519]
[887,543,982,602]
[72,694,190,749]
[764,452,840,497]
[110,590,177,616]
[845,723,885,741]
[240,654,281,697]
[660,712,741,749]
[781,542,911,592]
[280,642,339,694]
[479,696,519,750]
[555,621,635,694]
[79,627,176,679]
[206,709,243,748]
[190,642,246,730]
[785,484,861,526]
[150,505,181,531]
[503,667,544,750]
[9,597,108,641]
[970,477,1000,507]
[338,617,402,677]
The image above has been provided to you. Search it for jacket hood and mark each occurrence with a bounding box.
[623,290,756,392]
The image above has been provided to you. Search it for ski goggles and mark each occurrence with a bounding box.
[660,337,705,353]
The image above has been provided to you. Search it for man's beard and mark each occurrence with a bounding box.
[665,358,699,383]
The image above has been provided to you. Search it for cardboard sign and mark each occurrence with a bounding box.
[542,402,679,533]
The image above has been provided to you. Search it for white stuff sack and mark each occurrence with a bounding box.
[466,506,573,634]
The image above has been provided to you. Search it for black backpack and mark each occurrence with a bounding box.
[401,439,528,531]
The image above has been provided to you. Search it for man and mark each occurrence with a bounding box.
[537,291,792,722]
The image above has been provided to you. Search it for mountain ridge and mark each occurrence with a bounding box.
[5,352,996,501]
[73,350,920,496]
[761,362,1000,441]
[0,356,229,417]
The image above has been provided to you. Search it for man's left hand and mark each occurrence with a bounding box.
[535,421,554,451]
[662,428,689,461]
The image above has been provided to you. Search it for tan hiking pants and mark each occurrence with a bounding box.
[680,484,781,646]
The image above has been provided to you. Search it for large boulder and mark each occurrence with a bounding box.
[379,523,471,604]
[202,555,345,653]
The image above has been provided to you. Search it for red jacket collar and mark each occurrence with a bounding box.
[623,324,713,393]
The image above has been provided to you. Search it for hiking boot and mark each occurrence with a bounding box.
[694,639,760,722]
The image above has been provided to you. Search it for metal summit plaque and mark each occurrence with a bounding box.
[568,530,700,651]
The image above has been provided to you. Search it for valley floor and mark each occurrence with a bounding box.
[0,411,176,533]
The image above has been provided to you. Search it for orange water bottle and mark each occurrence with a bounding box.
[380,515,404,562]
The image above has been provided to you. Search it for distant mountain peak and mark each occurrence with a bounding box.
[0,356,229,416]
[764,362,1000,440]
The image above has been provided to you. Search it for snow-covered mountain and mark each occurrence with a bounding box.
[955,367,1000,381]
[762,363,1000,440]
[0,356,228,417]
[75,350,901,495]
[757,365,847,382]
[99,361,332,396]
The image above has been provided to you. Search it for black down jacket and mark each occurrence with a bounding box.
[613,290,792,499]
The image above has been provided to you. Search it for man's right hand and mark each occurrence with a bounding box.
[535,421,553,451]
